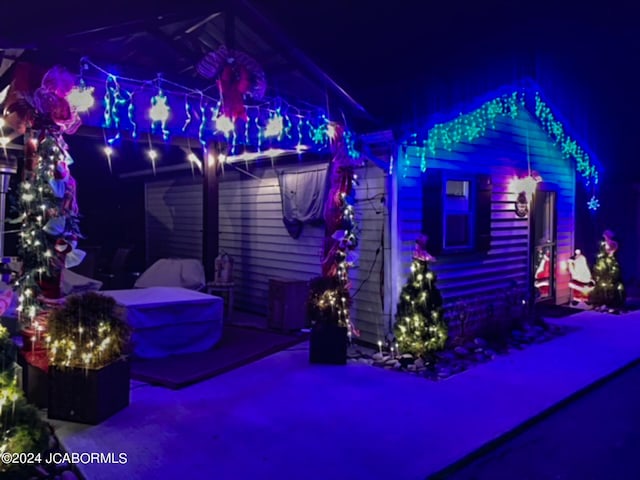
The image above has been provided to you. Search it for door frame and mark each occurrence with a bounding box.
[530,182,558,305]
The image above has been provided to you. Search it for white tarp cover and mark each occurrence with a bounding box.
[61,269,103,296]
[102,287,223,359]
[134,258,206,290]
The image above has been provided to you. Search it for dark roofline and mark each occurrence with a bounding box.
[233,0,370,118]
[14,1,370,120]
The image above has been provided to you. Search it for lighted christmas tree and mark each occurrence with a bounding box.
[394,235,447,357]
[3,65,85,329]
[590,230,625,309]
[17,134,81,320]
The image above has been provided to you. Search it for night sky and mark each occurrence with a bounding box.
[6,1,639,183]
[256,0,639,181]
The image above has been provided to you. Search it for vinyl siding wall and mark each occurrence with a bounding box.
[145,158,388,344]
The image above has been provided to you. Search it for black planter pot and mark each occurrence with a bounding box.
[17,351,48,408]
[309,325,348,365]
[48,358,130,425]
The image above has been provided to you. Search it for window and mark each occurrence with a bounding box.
[422,170,491,255]
[444,179,473,249]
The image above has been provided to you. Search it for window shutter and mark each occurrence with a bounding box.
[475,174,492,251]
[422,169,443,255]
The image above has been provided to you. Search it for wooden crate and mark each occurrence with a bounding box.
[268,278,309,331]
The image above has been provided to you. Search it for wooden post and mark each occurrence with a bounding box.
[203,142,221,280]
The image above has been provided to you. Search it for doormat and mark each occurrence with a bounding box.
[131,326,307,389]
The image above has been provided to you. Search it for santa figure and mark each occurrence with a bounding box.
[534,249,550,297]
[602,230,618,256]
[413,234,436,262]
[568,249,594,304]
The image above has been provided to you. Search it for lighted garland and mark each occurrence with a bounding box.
[404,90,601,210]
[311,126,362,336]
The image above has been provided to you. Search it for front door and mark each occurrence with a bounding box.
[532,188,557,303]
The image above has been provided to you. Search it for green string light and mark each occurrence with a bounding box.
[533,92,599,188]
[403,90,600,211]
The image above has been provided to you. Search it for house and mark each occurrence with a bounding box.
[0,1,392,340]
[0,2,604,348]
[388,86,601,339]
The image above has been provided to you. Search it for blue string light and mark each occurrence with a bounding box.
[127,90,137,138]
[254,111,263,151]
[244,114,250,145]
[82,58,357,159]
[296,114,303,151]
[103,75,116,129]
[198,94,207,147]
[183,95,192,132]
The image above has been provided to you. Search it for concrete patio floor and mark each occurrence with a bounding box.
[50,309,640,480]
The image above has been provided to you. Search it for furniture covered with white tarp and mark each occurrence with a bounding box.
[102,286,223,359]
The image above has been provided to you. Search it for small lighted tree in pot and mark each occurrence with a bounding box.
[0,324,50,479]
[394,235,447,358]
[590,230,625,311]
[307,275,353,365]
[47,292,131,424]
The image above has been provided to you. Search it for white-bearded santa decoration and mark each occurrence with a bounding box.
[534,249,551,297]
[568,249,594,304]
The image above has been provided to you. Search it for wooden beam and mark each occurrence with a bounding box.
[203,142,221,280]
[361,145,389,171]
[118,162,198,179]
[62,13,198,43]
[178,12,223,38]
[235,0,371,118]
[146,24,202,66]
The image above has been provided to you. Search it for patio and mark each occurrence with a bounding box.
[50,307,640,480]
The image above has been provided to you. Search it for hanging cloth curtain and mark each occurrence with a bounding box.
[278,168,328,239]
